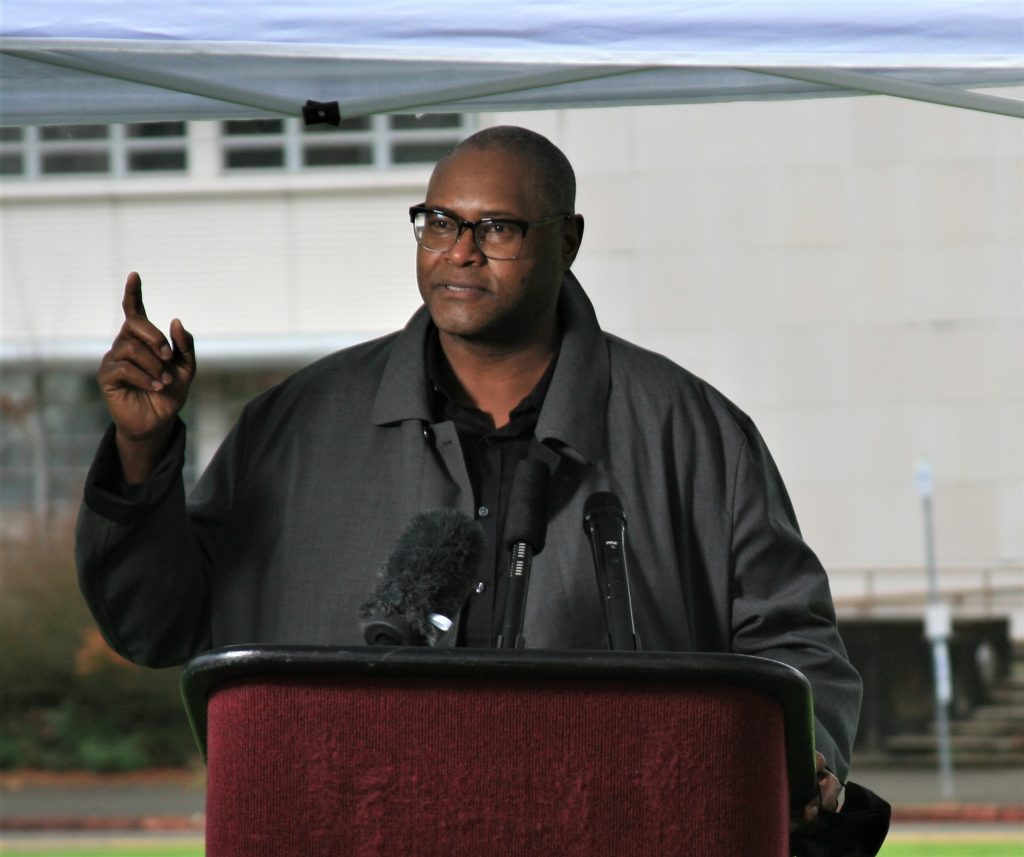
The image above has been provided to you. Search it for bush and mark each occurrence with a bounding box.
[0,515,200,770]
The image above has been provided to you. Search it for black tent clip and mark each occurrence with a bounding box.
[303,100,341,127]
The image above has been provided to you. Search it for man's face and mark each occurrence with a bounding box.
[416,147,582,349]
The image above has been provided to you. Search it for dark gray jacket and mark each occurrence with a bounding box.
[77,275,861,776]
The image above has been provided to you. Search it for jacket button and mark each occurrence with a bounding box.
[422,426,432,441]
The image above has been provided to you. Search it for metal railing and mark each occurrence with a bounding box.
[831,566,1024,617]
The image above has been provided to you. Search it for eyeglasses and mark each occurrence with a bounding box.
[409,205,569,261]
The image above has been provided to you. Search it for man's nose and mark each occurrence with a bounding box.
[445,225,486,263]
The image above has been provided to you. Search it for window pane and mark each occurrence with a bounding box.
[0,440,27,467]
[42,372,94,401]
[225,148,284,169]
[0,473,32,506]
[304,117,371,134]
[224,119,283,136]
[127,121,186,138]
[0,371,109,510]
[0,154,23,175]
[391,142,456,164]
[389,114,462,130]
[41,151,109,174]
[303,145,373,167]
[39,124,109,141]
[0,127,23,142]
[129,150,187,172]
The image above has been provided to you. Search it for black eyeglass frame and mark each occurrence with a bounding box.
[409,205,570,260]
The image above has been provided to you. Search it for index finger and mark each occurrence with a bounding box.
[121,271,147,319]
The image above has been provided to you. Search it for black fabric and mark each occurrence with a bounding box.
[426,327,559,646]
[83,420,186,524]
[791,781,891,857]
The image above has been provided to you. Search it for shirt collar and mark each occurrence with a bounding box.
[425,325,559,437]
[373,272,608,466]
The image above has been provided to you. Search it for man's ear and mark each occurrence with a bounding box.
[562,213,584,268]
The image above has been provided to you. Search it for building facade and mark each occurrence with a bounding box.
[2,99,1021,633]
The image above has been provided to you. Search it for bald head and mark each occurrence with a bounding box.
[437,125,576,215]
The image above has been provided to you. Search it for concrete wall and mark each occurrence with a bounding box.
[489,98,1022,601]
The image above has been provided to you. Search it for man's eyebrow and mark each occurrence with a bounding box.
[422,204,526,221]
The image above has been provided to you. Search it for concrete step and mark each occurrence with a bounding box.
[1010,660,1024,681]
[990,687,1024,705]
[873,751,1024,768]
[951,718,1024,737]
[887,734,1024,754]
[870,643,1024,767]
[972,703,1024,722]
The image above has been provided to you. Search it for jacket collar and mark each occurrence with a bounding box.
[372,272,608,466]
[371,303,435,426]
[535,272,608,465]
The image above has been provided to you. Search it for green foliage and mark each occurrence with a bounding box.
[0,516,199,771]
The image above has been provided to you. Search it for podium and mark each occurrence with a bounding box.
[181,646,817,856]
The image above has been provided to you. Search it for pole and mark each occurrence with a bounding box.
[915,459,955,799]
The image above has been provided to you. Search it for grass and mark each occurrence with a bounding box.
[882,845,1024,857]
[0,847,203,857]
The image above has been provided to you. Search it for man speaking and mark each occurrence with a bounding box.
[77,125,860,826]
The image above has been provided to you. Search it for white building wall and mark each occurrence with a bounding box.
[1,171,433,352]
[2,98,1021,629]
[485,99,1022,587]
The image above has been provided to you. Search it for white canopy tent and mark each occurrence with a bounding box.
[1,0,1021,126]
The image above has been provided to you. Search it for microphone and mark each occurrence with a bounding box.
[583,492,639,651]
[359,508,485,646]
[497,459,550,649]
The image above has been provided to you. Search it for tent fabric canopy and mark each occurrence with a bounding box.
[1,0,1022,125]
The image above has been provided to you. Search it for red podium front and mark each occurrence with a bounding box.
[181,647,816,857]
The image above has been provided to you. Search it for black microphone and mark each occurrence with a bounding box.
[583,492,639,651]
[497,459,550,649]
[359,508,485,646]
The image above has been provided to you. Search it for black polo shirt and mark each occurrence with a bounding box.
[426,328,558,647]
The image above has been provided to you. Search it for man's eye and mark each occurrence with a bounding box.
[480,221,517,238]
[427,214,455,232]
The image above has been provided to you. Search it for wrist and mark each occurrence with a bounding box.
[115,423,175,484]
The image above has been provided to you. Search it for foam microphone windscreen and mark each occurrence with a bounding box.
[358,508,485,645]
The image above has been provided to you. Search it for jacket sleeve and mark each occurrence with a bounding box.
[728,422,862,781]
[75,419,213,667]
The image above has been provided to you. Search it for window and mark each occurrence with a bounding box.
[0,114,471,181]
[0,371,110,512]
[0,122,188,179]
[124,122,188,172]
[220,114,471,172]
[0,127,25,175]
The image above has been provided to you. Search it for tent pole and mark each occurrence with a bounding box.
[744,67,1023,119]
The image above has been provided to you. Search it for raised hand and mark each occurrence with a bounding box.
[97,272,196,482]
